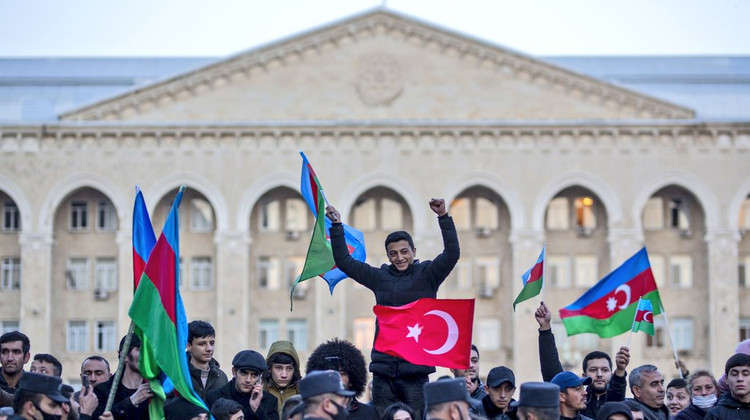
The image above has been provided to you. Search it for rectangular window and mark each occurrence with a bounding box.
[258,319,279,350]
[476,318,500,351]
[94,321,116,352]
[260,200,280,231]
[190,257,213,290]
[574,197,596,231]
[284,199,308,232]
[353,317,375,353]
[643,197,664,230]
[669,255,693,288]
[190,198,213,232]
[546,197,569,230]
[0,321,19,335]
[547,255,570,288]
[70,201,88,230]
[258,256,280,289]
[476,256,500,290]
[650,254,666,288]
[739,256,750,288]
[740,318,750,342]
[3,202,20,231]
[381,198,404,231]
[352,199,376,231]
[287,319,308,351]
[450,198,471,230]
[646,318,666,348]
[1,257,21,290]
[94,258,117,291]
[286,257,308,297]
[740,199,750,229]
[67,321,88,353]
[574,255,598,287]
[670,198,690,230]
[67,258,89,290]
[96,201,117,230]
[673,318,694,351]
[475,198,499,230]
[453,261,472,290]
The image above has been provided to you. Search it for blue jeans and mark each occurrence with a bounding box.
[372,373,428,420]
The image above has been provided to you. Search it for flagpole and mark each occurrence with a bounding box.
[626,297,641,348]
[659,303,684,379]
[105,322,135,412]
[541,243,547,303]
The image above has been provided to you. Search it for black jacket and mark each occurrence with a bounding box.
[704,393,750,420]
[539,329,627,418]
[348,398,377,420]
[624,398,670,420]
[330,215,460,378]
[205,378,279,420]
[674,403,710,420]
[560,414,593,420]
[187,355,229,401]
[472,395,517,420]
[92,375,149,420]
[0,371,21,394]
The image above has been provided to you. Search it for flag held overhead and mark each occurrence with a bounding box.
[513,245,545,311]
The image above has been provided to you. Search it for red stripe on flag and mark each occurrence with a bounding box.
[307,164,319,212]
[559,269,657,320]
[132,248,147,289]
[143,235,177,324]
[527,261,543,284]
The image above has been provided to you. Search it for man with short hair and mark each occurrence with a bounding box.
[92,335,151,420]
[624,365,668,420]
[515,382,560,420]
[327,199,460,417]
[298,370,355,420]
[11,372,67,420]
[451,345,485,402]
[187,320,229,400]
[30,354,62,377]
[264,340,301,415]
[205,350,278,420]
[536,303,628,418]
[211,398,244,420]
[80,356,111,388]
[0,331,31,393]
[472,366,517,420]
[705,353,750,419]
[423,378,473,420]
[550,372,593,420]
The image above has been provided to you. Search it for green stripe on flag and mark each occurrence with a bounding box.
[513,277,543,311]
[561,291,662,338]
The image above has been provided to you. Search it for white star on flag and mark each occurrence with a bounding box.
[606,296,617,312]
[406,323,423,343]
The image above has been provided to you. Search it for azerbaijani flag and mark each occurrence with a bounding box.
[132,185,156,290]
[513,245,545,311]
[297,151,366,294]
[559,247,663,338]
[129,186,208,419]
[632,298,655,335]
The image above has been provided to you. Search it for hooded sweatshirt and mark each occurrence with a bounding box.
[263,340,301,414]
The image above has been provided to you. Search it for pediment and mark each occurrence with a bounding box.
[60,9,694,122]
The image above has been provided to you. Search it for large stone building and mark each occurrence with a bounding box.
[1,9,749,387]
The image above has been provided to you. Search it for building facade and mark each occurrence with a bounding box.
[1,9,749,386]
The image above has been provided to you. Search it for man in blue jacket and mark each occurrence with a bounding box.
[326,198,460,417]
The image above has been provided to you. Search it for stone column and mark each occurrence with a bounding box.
[19,232,54,352]
[115,230,132,337]
[606,229,645,365]
[214,230,252,364]
[705,228,740,374]
[509,228,545,382]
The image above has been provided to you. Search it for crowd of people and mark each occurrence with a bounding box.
[0,198,748,420]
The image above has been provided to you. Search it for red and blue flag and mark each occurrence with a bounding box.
[132,185,156,290]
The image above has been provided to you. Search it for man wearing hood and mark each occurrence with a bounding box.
[187,321,229,400]
[264,340,301,415]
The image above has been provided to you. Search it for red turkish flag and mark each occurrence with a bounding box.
[373,298,475,369]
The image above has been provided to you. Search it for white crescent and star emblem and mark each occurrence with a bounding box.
[605,284,632,312]
[643,311,654,323]
[404,310,460,355]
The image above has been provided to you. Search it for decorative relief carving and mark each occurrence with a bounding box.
[354,53,404,107]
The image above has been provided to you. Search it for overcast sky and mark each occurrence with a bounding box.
[1,0,748,57]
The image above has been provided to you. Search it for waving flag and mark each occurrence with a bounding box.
[129,186,208,419]
[559,247,663,338]
[513,245,545,311]
[631,298,655,335]
[132,185,156,290]
[374,298,475,369]
[297,151,366,293]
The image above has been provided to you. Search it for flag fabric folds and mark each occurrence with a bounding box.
[631,298,655,335]
[559,247,663,338]
[513,245,545,311]
[298,151,366,294]
[132,185,156,291]
[373,298,475,369]
[128,186,208,419]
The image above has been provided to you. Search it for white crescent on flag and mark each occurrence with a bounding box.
[423,310,459,355]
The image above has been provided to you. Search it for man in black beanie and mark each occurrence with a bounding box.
[704,353,750,420]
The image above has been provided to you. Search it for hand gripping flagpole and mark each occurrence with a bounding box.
[659,303,684,379]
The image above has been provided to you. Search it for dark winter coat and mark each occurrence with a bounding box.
[205,378,279,420]
[91,375,149,420]
[674,403,710,420]
[330,214,460,378]
[472,395,518,420]
[624,398,670,420]
[704,393,750,420]
[187,355,229,401]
